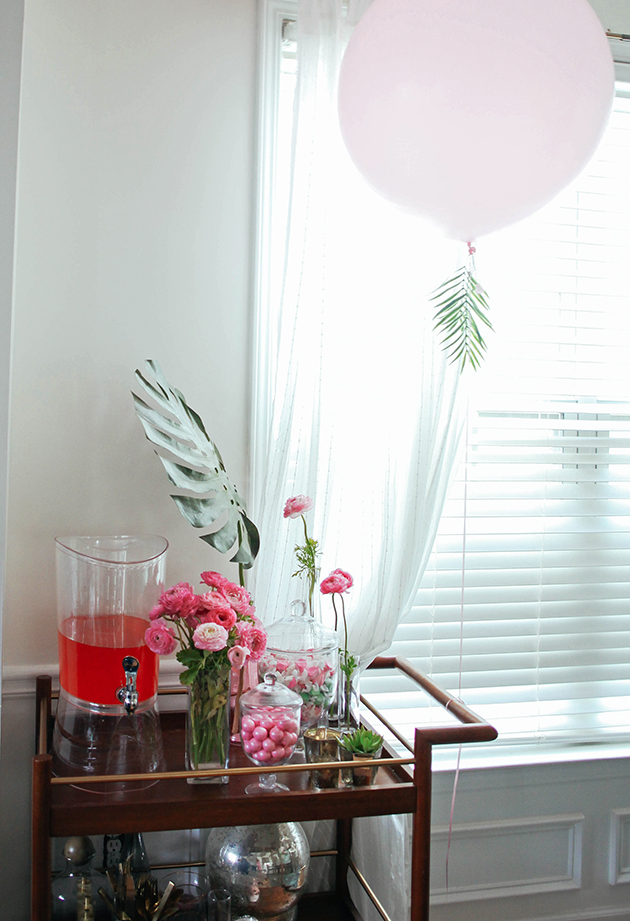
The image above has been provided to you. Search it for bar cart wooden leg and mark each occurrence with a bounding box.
[35,675,52,755]
[335,816,352,902]
[411,733,433,921]
[32,753,53,921]
[335,815,366,920]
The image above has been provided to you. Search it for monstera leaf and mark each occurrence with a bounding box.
[132,360,260,571]
[431,264,493,372]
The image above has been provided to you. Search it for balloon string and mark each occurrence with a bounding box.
[446,398,470,894]
[446,744,462,895]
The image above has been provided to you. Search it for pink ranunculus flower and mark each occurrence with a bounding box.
[320,568,354,595]
[193,621,229,652]
[223,583,253,616]
[228,644,249,669]
[197,592,237,630]
[144,618,177,655]
[283,494,314,519]
[159,582,199,619]
[237,624,267,660]
[200,570,230,592]
[149,603,166,621]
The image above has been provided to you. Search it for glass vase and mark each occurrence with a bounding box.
[337,652,360,730]
[205,822,310,921]
[186,663,231,783]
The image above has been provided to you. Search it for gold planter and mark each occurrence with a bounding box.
[304,728,341,789]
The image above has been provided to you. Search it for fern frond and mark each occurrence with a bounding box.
[431,265,493,371]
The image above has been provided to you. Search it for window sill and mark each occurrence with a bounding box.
[430,738,630,772]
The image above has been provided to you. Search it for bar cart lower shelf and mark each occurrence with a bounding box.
[32,657,497,921]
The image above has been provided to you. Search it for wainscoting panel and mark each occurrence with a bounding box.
[430,814,584,902]
[609,808,630,885]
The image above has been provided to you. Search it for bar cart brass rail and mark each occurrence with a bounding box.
[32,656,497,921]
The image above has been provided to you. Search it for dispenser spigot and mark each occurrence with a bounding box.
[116,656,140,714]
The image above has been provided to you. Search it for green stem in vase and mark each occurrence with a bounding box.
[292,514,320,617]
[337,595,358,724]
[189,666,230,769]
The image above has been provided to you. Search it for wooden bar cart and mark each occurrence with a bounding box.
[32,656,497,921]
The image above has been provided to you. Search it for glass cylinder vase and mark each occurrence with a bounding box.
[186,663,231,783]
[337,652,361,730]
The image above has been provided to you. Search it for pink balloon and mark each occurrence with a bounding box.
[337,0,614,241]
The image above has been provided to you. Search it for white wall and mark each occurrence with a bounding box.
[0,0,257,915]
[0,0,24,685]
[3,0,257,672]
[590,0,630,32]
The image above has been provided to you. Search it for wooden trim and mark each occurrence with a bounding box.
[31,754,52,921]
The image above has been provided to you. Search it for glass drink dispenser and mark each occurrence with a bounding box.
[52,535,168,785]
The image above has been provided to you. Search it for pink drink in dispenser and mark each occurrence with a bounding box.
[52,536,168,785]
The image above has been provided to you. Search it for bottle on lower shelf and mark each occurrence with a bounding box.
[51,836,109,921]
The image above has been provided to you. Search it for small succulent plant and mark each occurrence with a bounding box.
[340,727,383,756]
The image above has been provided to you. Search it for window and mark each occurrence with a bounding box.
[366,83,630,757]
[255,1,630,757]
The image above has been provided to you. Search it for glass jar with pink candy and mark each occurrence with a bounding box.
[257,600,338,734]
[239,673,303,793]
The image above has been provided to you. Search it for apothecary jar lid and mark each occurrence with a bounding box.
[265,599,339,653]
[240,672,303,711]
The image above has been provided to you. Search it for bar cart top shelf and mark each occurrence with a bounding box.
[35,657,497,838]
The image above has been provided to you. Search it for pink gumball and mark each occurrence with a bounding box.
[282,731,298,748]
[280,718,299,734]
[269,726,284,743]
[270,746,286,761]
[253,726,268,741]
[248,738,262,753]
[262,737,276,752]
[241,716,256,734]
[338,0,614,241]
[260,717,275,730]
[256,749,271,762]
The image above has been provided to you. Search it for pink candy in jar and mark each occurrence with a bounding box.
[239,673,303,773]
[241,708,300,764]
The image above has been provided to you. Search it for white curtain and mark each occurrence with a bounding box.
[251,0,467,665]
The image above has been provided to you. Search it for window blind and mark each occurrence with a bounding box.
[363,86,630,750]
